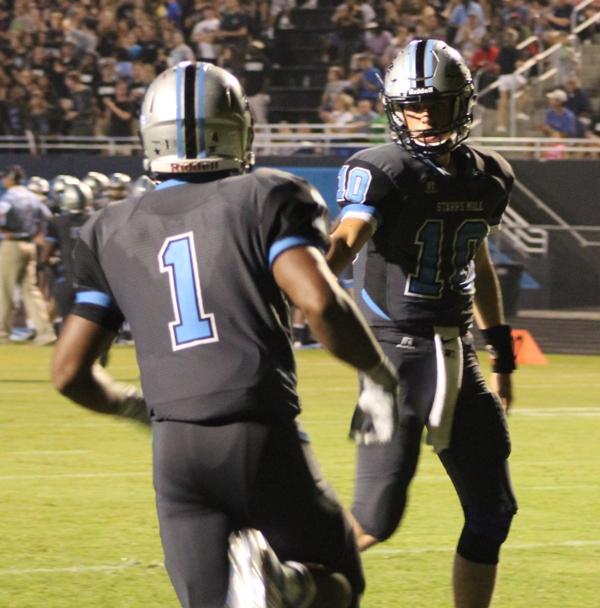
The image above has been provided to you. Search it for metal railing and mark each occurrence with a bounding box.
[502,205,549,255]
[3,128,600,159]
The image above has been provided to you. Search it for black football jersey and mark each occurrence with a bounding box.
[337,143,514,333]
[45,212,90,282]
[70,168,329,422]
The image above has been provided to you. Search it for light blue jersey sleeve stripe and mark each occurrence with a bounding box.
[340,204,381,231]
[268,236,323,267]
[176,64,184,158]
[75,291,113,308]
[341,204,378,218]
[339,277,354,289]
[360,288,391,321]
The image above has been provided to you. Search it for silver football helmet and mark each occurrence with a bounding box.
[27,176,50,197]
[49,174,78,205]
[82,171,110,198]
[56,179,93,214]
[129,174,156,197]
[382,39,475,159]
[140,61,254,176]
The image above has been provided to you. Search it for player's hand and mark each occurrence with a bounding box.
[116,385,151,426]
[491,372,513,413]
[351,358,399,445]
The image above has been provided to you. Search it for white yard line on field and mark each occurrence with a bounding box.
[0,471,149,481]
[2,540,599,576]
[371,539,600,556]
[7,450,89,455]
[0,559,162,576]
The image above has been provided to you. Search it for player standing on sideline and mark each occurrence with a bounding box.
[327,40,518,608]
[41,178,94,331]
[51,62,400,608]
[0,165,56,345]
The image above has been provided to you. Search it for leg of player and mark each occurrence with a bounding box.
[453,555,496,608]
[440,343,517,608]
[344,510,379,552]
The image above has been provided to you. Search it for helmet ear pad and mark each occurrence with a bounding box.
[382,39,476,159]
[140,62,254,176]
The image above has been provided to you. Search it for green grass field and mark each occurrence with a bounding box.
[1,344,599,607]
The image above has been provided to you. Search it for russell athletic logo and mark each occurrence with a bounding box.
[396,336,416,349]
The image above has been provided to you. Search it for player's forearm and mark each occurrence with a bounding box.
[325,236,355,276]
[54,364,150,424]
[474,266,505,329]
[473,242,505,329]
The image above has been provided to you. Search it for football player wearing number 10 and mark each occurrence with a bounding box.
[327,40,518,607]
[51,62,401,608]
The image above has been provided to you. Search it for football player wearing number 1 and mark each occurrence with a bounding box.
[327,40,518,607]
[51,62,401,607]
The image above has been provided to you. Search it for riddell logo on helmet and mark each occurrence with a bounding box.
[170,161,220,172]
[408,86,434,95]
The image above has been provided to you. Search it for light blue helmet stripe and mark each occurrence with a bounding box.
[424,39,435,86]
[197,64,207,158]
[176,63,184,158]
[407,41,417,83]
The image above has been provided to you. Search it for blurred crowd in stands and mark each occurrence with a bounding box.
[0,0,598,143]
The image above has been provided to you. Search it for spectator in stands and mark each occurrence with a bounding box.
[382,24,413,66]
[542,0,574,44]
[498,0,529,29]
[27,46,51,79]
[327,0,366,71]
[60,71,96,137]
[216,0,250,56]
[321,65,351,113]
[351,53,382,103]
[191,4,221,63]
[541,88,578,138]
[4,86,27,136]
[348,98,378,137]
[95,59,118,131]
[416,5,446,40]
[446,0,485,43]
[166,30,196,66]
[454,11,487,63]
[129,61,154,108]
[495,29,529,133]
[96,8,119,58]
[380,0,404,29]
[78,51,101,89]
[216,44,243,78]
[564,76,594,137]
[137,22,163,65]
[320,92,356,128]
[364,21,394,69]
[28,92,52,137]
[163,0,184,30]
[56,41,81,74]
[103,80,135,138]
[241,39,271,124]
[470,34,499,73]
